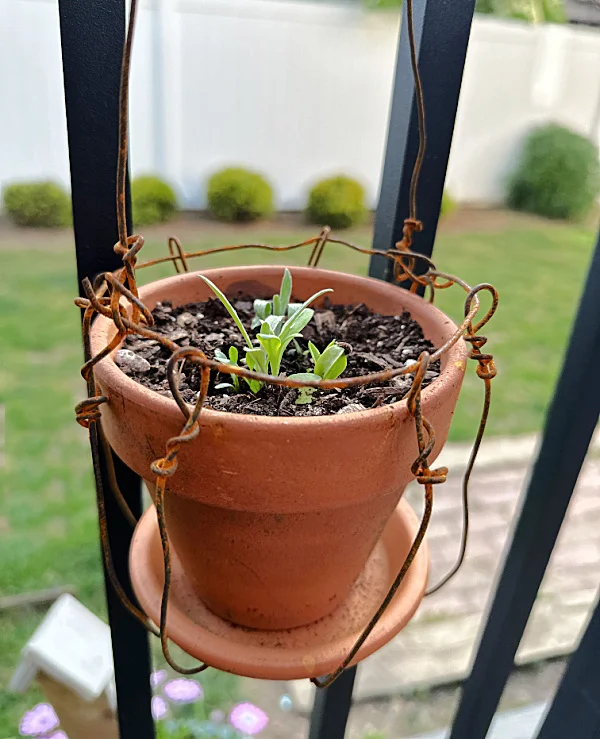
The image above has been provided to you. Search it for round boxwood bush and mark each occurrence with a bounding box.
[3,181,71,227]
[508,124,600,220]
[132,175,178,226]
[207,168,273,222]
[441,190,457,217]
[306,175,366,229]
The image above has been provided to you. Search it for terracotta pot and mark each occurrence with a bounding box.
[92,266,468,630]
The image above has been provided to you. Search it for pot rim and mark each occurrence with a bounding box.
[91,265,469,428]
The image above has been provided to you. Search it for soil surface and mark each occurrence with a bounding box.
[120,296,440,417]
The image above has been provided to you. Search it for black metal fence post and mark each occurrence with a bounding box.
[369,0,476,278]
[536,595,600,739]
[309,2,478,737]
[308,667,357,739]
[450,230,600,739]
[58,1,155,737]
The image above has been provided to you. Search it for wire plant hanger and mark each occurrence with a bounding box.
[75,0,498,688]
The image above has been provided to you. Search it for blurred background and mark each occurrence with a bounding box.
[1,0,600,738]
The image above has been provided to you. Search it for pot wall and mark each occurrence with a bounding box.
[92,266,468,629]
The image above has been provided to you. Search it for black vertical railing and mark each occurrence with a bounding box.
[58,1,155,737]
[370,0,476,281]
[536,595,600,738]
[449,231,600,739]
[309,1,477,735]
[309,666,357,739]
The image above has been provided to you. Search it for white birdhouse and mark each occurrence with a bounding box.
[10,594,118,739]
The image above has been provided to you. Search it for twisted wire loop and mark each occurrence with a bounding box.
[425,282,498,597]
[72,0,499,686]
[149,354,211,675]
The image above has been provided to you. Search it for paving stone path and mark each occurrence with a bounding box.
[412,703,546,739]
[288,439,600,710]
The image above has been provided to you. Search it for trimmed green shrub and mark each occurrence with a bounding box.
[367,0,567,20]
[508,124,600,220]
[306,175,367,229]
[3,181,71,227]
[475,0,566,22]
[132,175,178,226]
[207,168,273,223]
[441,190,457,217]
[363,0,402,7]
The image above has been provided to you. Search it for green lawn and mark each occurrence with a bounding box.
[0,214,595,735]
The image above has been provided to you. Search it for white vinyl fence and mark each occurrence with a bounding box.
[1,0,600,210]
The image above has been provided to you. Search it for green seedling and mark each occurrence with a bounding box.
[214,345,262,394]
[199,271,337,395]
[289,340,348,404]
[252,267,305,329]
[309,340,348,380]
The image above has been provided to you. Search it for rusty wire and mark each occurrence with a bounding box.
[73,0,498,685]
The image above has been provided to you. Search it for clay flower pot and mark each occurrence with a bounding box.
[92,266,468,630]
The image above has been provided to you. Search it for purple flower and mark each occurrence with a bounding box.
[152,696,168,720]
[150,670,167,689]
[229,703,269,735]
[19,704,59,736]
[163,678,203,704]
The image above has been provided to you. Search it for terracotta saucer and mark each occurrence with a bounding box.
[129,499,429,680]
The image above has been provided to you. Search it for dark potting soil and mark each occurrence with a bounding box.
[119,297,440,417]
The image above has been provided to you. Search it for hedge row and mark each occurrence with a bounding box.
[5,123,596,229]
[2,172,459,230]
[1,172,372,229]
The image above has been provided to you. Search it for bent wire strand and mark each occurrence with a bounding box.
[73,0,498,684]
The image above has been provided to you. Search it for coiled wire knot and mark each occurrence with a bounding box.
[75,396,108,428]
[467,334,497,381]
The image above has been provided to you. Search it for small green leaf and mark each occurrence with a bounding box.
[298,287,333,312]
[288,372,321,383]
[253,299,272,330]
[257,334,282,354]
[261,315,285,336]
[243,350,264,393]
[277,268,293,314]
[279,308,314,344]
[296,388,316,405]
[289,372,321,405]
[287,302,303,318]
[198,275,253,349]
[215,382,234,390]
[245,346,269,375]
[247,378,262,393]
[214,346,241,390]
[308,341,321,364]
[253,299,272,319]
[314,341,345,378]
[257,333,283,375]
[325,352,347,380]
